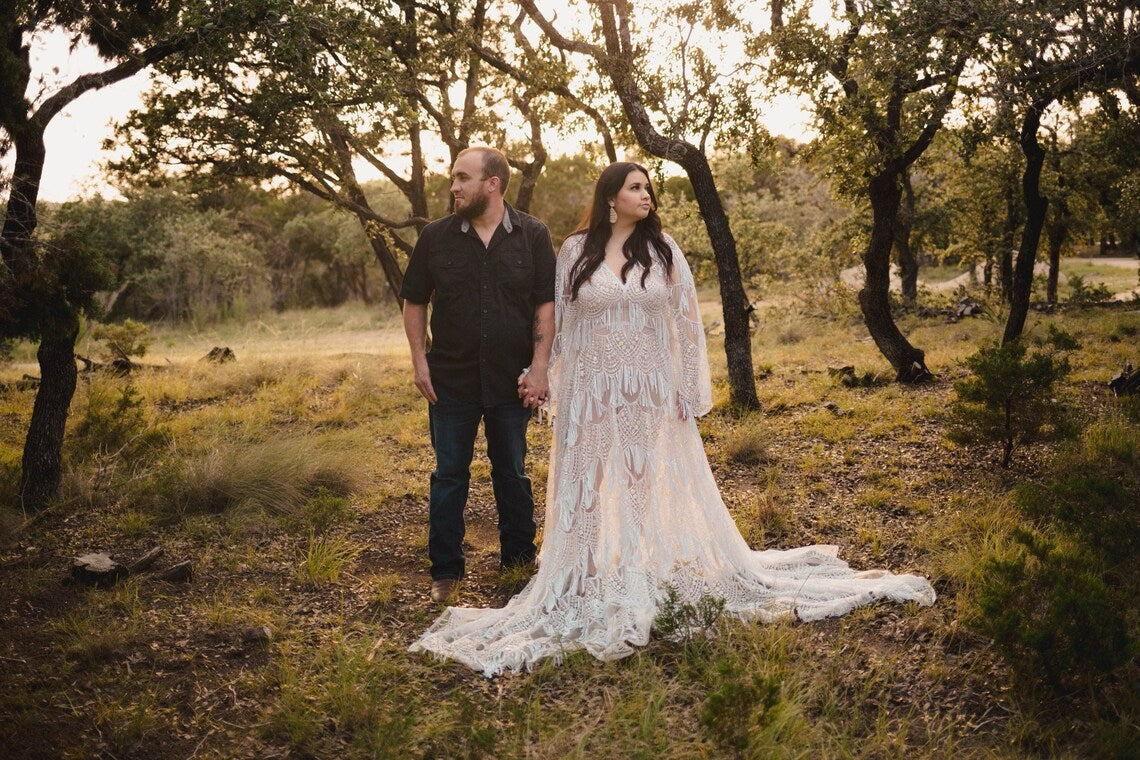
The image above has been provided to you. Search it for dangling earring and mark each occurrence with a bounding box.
[608,205,617,224]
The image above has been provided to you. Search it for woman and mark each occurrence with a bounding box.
[410,162,935,676]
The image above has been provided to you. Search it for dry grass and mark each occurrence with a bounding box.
[0,299,1136,758]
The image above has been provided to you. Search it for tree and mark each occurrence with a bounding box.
[995,1,1140,344]
[765,0,987,381]
[1,1,263,510]
[520,0,762,408]
[116,0,596,304]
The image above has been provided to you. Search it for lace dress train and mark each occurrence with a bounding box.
[410,234,935,677]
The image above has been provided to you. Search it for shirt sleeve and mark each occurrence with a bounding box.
[531,223,556,305]
[400,226,433,304]
[666,235,713,418]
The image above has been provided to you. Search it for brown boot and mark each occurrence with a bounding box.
[430,578,460,603]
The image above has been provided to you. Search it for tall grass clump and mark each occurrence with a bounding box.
[722,416,775,467]
[295,533,361,587]
[153,433,368,519]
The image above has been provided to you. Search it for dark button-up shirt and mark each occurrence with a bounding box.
[400,203,556,406]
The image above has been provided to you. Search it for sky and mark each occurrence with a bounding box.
[12,27,815,203]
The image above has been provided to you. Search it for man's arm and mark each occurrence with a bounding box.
[519,300,555,408]
[403,302,437,404]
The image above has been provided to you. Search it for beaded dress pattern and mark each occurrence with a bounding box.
[410,233,935,676]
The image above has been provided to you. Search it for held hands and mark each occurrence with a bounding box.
[518,365,550,409]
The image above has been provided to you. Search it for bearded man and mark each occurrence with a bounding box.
[401,146,556,603]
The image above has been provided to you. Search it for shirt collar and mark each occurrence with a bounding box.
[459,202,515,234]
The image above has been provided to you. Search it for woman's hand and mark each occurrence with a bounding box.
[518,366,550,409]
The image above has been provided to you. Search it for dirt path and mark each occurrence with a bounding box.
[840,257,1139,300]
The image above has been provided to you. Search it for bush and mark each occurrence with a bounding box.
[975,528,1130,690]
[297,487,353,535]
[653,584,726,643]
[91,319,150,364]
[700,664,783,752]
[946,327,1077,467]
[69,380,168,464]
[1016,417,1139,567]
[1066,274,1113,305]
[969,411,1139,699]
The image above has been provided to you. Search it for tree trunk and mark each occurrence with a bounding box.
[325,123,406,305]
[1046,219,1065,305]
[683,152,760,408]
[20,316,80,510]
[362,221,404,306]
[1000,171,1018,304]
[1045,178,1068,305]
[860,173,931,382]
[894,170,918,307]
[1003,104,1048,345]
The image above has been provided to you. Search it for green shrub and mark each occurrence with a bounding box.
[653,584,726,643]
[700,662,783,752]
[975,528,1130,690]
[970,411,1139,698]
[298,487,353,535]
[295,533,361,587]
[1016,418,1139,567]
[69,380,168,464]
[1066,274,1113,305]
[91,319,150,364]
[946,328,1076,467]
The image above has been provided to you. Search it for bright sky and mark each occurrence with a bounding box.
[13,26,814,203]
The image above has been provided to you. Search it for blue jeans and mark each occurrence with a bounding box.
[427,392,537,580]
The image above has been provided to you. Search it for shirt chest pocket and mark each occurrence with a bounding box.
[501,252,533,287]
[431,255,469,295]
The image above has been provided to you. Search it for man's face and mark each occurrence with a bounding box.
[451,152,492,220]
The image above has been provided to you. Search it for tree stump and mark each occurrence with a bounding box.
[1109,363,1139,396]
[71,553,128,586]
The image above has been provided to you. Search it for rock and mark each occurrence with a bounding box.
[242,625,273,645]
[71,553,128,586]
[204,347,236,363]
[155,560,193,582]
[955,297,982,318]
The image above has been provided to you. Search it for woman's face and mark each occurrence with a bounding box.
[609,170,653,223]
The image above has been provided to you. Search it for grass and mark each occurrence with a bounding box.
[295,533,362,587]
[0,296,1136,758]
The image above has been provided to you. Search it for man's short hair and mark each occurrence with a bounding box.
[458,146,510,195]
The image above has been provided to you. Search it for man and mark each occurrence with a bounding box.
[401,146,556,603]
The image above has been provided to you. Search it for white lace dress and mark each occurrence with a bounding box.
[409,233,935,677]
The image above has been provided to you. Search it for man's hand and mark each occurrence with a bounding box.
[403,302,437,404]
[413,357,438,404]
[518,365,549,409]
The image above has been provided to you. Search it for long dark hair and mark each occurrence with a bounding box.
[567,162,672,300]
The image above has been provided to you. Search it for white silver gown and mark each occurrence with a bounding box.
[410,233,935,676]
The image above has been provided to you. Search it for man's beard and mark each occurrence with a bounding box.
[455,189,490,220]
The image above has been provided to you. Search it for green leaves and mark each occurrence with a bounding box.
[946,329,1077,467]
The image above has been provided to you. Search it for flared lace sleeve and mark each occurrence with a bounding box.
[666,235,712,418]
[546,235,581,419]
